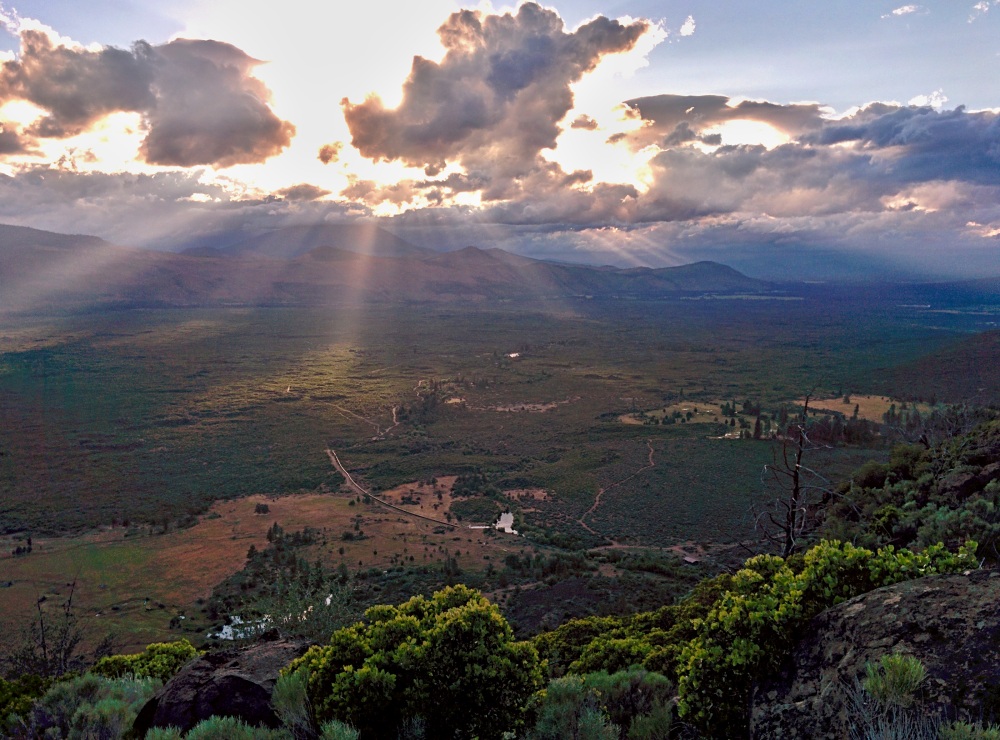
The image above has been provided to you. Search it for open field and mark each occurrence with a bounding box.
[2,291,997,644]
[804,394,934,424]
[0,481,528,652]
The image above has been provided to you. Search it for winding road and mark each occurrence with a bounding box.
[578,440,657,543]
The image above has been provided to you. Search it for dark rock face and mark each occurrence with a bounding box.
[751,570,1000,739]
[133,634,310,736]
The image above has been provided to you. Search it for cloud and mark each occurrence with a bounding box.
[342,3,648,198]
[318,142,342,164]
[1,3,998,281]
[0,121,28,153]
[140,39,295,167]
[619,94,827,150]
[0,165,359,248]
[0,30,156,138]
[385,98,999,277]
[969,1,1000,21]
[882,5,925,19]
[805,104,1000,186]
[275,183,331,201]
[0,26,293,166]
[907,89,947,108]
[678,16,696,37]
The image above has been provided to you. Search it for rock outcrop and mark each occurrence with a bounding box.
[751,570,1000,738]
[133,632,310,736]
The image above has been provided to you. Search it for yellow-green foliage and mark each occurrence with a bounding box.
[675,539,977,737]
[91,639,200,682]
[0,674,50,730]
[533,574,732,679]
[288,585,543,740]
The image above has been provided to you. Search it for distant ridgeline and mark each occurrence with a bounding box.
[0,223,770,312]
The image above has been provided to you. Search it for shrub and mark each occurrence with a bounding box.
[288,584,543,739]
[0,674,50,732]
[272,665,313,739]
[939,721,1000,740]
[863,653,926,709]
[144,728,185,740]
[527,668,674,740]
[320,719,361,739]
[184,714,290,739]
[15,673,159,739]
[91,639,199,682]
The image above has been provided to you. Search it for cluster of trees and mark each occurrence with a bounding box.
[821,419,1000,561]
[207,523,326,623]
[10,536,31,557]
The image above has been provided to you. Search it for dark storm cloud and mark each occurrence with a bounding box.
[342,2,647,194]
[0,31,293,167]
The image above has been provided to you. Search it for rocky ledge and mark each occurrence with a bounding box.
[751,569,1000,738]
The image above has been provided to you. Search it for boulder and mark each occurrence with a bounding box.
[133,632,310,736]
[751,570,1000,739]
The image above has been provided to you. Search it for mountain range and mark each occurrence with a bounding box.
[0,223,769,313]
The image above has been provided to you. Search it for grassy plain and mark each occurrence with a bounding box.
[1,291,995,645]
[0,484,528,652]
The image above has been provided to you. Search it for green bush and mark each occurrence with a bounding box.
[675,539,977,737]
[0,674,50,731]
[91,639,199,682]
[272,665,313,739]
[144,728,185,740]
[823,419,1000,561]
[288,584,543,739]
[532,575,731,681]
[527,668,674,740]
[14,673,159,739]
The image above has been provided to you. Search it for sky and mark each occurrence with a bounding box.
[0,0,998,279]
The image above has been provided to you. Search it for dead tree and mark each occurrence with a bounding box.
[4,580,84,677]
[754,394,832,557]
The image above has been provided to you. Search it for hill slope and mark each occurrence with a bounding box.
[877,329,1000,404]
[0,225,771,313]
[214,223,432,259]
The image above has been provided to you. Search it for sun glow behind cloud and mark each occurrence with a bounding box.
[701,119,790,150]
[165,0,470,203]
[546,16,667,191]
